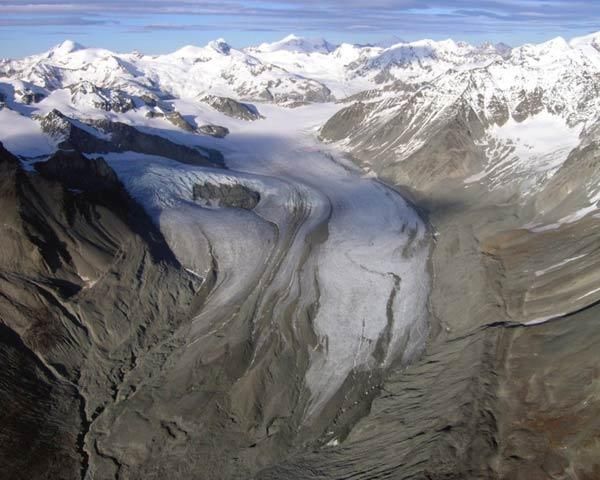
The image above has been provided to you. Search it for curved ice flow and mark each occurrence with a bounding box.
[105,103,430,418]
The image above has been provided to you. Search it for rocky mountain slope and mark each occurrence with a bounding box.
[2,32,600,479]
[320,33,600,216]
[304,32,600,480]
[0,143,200,479]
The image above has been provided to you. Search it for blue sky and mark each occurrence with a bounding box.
[1,0,600,57]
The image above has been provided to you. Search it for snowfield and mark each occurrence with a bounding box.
[0,107,56,159]
[467,111,584,192]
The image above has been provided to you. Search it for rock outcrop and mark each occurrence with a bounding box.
[35,149,119,191]
[202,95,264,121]
[17,89,46,104]
[197,124,229,138]
[192,181,260,209]
[37,109,225,167]
[69,81,135,113]
[164,111,196,132]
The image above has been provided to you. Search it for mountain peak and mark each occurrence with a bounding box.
[535,36,570,51]
[52,40,85,56]
[495,42,512,54]
[478,41,512,56]
[254,35,337,54]
[208,38,232,55]
[282,34,301,42]
[548,36,569,47]
[375,35,407,48]
[570,31,600,48]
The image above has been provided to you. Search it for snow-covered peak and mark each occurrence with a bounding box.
[511,36,571,60]
[331,43,370,63]
[253,34,337,54]
[528,36,570,53]
[508,36,588,70]
[51,40,85,56]
[570,31,600,48]
[375,35,407,48]
[569,32,600,65]
[373,37,480,63]
[0,35,333,106]
[354,37,491,79]
[477,41,512,57]
[4,30,600,111]
[170,44,210,58]
[170,39,232,59]
[207,38,232,55]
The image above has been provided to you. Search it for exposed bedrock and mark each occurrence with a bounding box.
[198,124,230,138]
[35,149,120,192]
[144,109,230,137]
[68,81,135,113]
[193,181,260,209]
[201,95,264,121]
[36,109,225,168]
[320,99,487,196]
[0,322,82,480]
[0,142,201,479]
[164,111,196,132]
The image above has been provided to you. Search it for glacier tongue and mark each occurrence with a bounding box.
[206,103,431,416]
[100,102,431,419]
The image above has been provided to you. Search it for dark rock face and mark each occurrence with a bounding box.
[193,182,260,209]
[37,109,225,168]
[16,89,46,104]
[156,111,230,138]
[198,124,230,138]
[494,307,600,480]
[0,142,201,479]
[145,110,164,119]
[481,216,600,323]
[0,322,82,480]
[202,95,264,121]
[165,111,195,132]
[319,101,374,142]
[140,94,159,107]
[35,150,119,192]
[513,87,545,122]
[321,95,486,193]
[94,118,225,166]
[488,94,510,125]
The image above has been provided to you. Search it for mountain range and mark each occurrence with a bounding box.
[2,32,600,479]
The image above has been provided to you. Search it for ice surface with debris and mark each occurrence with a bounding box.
[85,101,432,418]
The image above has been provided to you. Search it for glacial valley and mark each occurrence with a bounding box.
[2,32,600,479]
